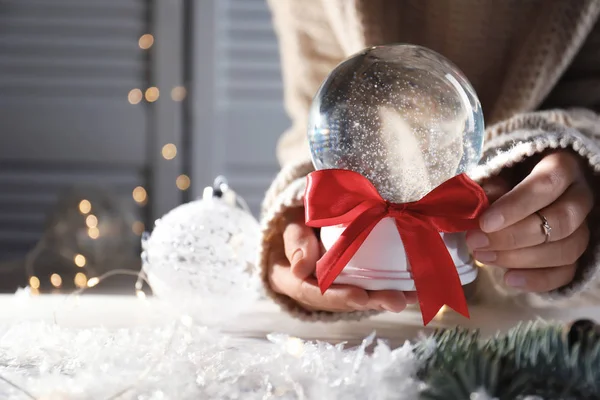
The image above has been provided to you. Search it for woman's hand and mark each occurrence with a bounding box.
[467,150,594,292]
[268,208,417,313]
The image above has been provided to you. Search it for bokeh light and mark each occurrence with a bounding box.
[132,221,145,236]
[29,276,40,289]
[50,273,62,288]
[162,143,177,160]
[138,34,154,50]
[85,214,98,228]
[74,272,88,288]
[132,186,147,204]
[78,200,91,214]
[171,86,187,101]
[74,254,86,267]
[145,87,160,102]
[176,174,191,191]
[128,88,143,104]
[88,227,100,239]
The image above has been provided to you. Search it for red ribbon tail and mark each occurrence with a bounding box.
[401,223,469,326]
[316,208,385,293]
[420,293,470,327]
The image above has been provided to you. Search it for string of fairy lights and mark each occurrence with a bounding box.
[131,31,191,195]
[26,31,190,294]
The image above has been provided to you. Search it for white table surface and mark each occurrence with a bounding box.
[2,294,600,346]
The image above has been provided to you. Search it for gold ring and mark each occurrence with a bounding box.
[535,211,552,243]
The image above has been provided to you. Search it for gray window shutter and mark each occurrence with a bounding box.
[0,0,150,264]
[191,0,290,216]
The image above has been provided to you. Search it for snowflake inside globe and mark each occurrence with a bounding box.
[308,44,484,203]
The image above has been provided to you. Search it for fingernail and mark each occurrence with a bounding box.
[505,273,527,288]
[474,251,497,262]
[382,303,404,313]
[466,231,489,250]
[291,249,303,266]
[481,211,505,232]
[347,301,366,310]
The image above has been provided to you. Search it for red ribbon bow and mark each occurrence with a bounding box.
[304,169,489,325]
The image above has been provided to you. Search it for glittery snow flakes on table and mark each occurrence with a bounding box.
[0,321,425,400]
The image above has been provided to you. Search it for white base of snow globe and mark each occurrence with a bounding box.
[320,217,477,291]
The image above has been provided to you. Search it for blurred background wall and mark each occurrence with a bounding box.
[0,0,288,292]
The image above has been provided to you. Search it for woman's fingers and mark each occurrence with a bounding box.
[503,264,577,292]
[539,180,594,243]
[283,209,321,279]
[479,152,581,233]
[367,290,407,312]
[467,180,593,251]
[273,207,410,314]
[468,151,592,294]
[270,256,410,313]
[269,257,370,312]
[404,291,419,305]
[481,175,512,203]
[474,224,589,268]
[270,208,371,312]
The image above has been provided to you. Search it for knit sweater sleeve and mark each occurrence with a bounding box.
[266,0,346,168]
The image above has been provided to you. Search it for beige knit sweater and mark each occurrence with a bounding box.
[260,0,600,322]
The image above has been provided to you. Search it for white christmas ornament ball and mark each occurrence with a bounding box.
[142,195,261,325]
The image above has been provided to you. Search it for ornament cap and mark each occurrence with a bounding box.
[201,176,252,213]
